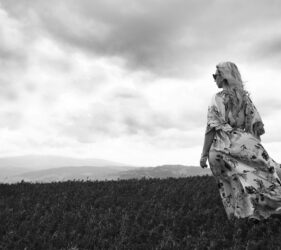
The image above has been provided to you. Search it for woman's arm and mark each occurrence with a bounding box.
[200,92,231,168]
[253,121,265,141]
[200,127,216,168]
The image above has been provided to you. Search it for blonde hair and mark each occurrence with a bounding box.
[216,62,249,123]
[216,61,244,90]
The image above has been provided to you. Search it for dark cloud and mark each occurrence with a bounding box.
[0,48,26,64]
[249,37,281,65]
[35,0,204,76]
[3,0,281,77]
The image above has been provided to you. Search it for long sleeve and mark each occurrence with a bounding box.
[206,92,233,133]
[202,92,233,157]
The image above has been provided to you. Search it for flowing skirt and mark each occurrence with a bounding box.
[208,128,281,220]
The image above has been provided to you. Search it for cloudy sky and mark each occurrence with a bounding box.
[1,0,281,167]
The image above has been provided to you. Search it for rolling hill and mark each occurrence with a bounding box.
[1,165,211,183]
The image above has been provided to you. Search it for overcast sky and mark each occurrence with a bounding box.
[1,0,281,167]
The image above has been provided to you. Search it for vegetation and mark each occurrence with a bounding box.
[1,175,281,249]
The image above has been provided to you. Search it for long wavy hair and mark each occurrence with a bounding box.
[216,62,249,124]
[216,61,244,89]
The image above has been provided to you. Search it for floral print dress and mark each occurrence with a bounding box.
[207,90,281,220]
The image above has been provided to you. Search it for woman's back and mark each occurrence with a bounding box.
[220,88,248,130]
[219,87,265,140]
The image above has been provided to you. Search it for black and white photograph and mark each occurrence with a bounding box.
[1,0,281,249]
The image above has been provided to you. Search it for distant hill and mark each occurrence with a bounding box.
[0,167,31,179]
[2,165,211,183]
[0,155,132,169]
[0,155,135,182]
[112,165,212,180]
[4,166,128,183]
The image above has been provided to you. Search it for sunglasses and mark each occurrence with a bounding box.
[212,72,221,80]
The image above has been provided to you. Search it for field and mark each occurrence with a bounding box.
[1,176,281,249]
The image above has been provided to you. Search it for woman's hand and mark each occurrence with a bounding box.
[200,155,208,168]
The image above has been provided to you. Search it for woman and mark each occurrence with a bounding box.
[200,61,281,221]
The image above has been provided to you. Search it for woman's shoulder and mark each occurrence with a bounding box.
[214,90,228,102]
[208,91,226,107]
[208,91,225,104]
[209,91,222,103]
[215,90,231,98]
[215,89,250,100]
[215,90,225,96]
[211,90,225,99]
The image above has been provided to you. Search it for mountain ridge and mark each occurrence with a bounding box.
[0,154,134,169]
[1,165,211,183]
